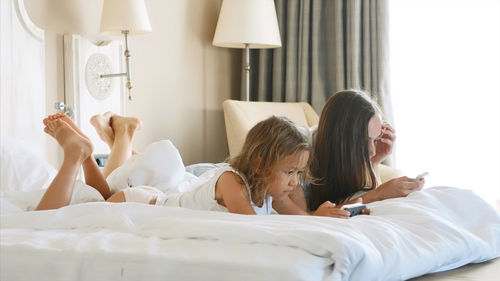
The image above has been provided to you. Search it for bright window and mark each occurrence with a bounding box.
[389,0,500,209]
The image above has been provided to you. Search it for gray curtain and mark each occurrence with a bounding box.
[244,0,392,127]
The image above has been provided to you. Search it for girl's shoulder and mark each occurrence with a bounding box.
[213,164,247,182]
[218,170,245,188]
[216,165,248,189]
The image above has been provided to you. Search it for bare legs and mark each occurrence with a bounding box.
[91,113,142,178]
[90,112,139,157]
[44,114,111,199]
[36,112,142,210]
[91,113,142,203]
[36,119,93,210]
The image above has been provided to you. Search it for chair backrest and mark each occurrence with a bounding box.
[222,99,319,158]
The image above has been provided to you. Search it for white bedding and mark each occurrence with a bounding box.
[1,186,499,281]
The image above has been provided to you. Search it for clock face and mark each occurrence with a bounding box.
[85,53,114,100]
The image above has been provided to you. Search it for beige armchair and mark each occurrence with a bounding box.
[222,99,404,183]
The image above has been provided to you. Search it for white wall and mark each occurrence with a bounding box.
[44,0,241,166]
[127,0,240,164]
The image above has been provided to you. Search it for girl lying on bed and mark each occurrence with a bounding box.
[36,113,351,218]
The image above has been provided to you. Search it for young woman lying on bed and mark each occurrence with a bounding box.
[301,90,425,212]
[35,112,351,218]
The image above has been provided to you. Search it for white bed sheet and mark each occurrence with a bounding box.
[1,186,499,281]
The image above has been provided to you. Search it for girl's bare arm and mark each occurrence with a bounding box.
[215,171,256,215]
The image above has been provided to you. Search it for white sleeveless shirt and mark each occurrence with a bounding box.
[160,164,273,215]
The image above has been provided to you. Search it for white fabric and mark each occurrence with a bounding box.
[0,137,56,192]
[69,180,105,204]
[1,186,499,281]
[0,180,105,214]
[122,186,166,204]
[106,140,188,193]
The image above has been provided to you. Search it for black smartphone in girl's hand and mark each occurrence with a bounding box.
[341,203,366,217]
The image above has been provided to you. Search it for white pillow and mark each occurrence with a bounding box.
[106,140,186,193]
[0,137,56,192]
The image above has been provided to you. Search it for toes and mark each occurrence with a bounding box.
[47,113,64,120]
[44,120,59,135]
[47,119,57,129]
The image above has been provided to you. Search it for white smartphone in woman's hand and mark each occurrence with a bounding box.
[415,172,428,181]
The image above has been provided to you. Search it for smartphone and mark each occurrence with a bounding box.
[415,172,429,181]
[341,203,366,217]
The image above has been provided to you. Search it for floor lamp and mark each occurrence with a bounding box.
[212,0,281,101]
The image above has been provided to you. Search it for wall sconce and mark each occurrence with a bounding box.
[89,0,152,100]
[212,0,281,101]
[24,0,152,101]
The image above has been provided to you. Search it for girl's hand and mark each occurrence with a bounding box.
[340,198,371,215]
[371,122,396,165]
[312,201,350,218]
[370,176,424,201]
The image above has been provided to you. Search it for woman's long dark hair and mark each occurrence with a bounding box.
[309,90,380,209]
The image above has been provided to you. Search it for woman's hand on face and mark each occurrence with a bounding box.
[373,176,424,201]
[312,201,351,218]
[371,122,396,165]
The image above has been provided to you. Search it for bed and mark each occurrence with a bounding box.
[1,136,499,281]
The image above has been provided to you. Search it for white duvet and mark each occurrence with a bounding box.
[1,186,499,281]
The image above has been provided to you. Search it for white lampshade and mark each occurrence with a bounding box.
[100,0,152,35]
[213,0,281,49]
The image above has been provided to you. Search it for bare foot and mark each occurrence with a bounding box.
[44,119,93,162]
[44,113,90,141]
[43,113,66,126]
[110,114,142,137]
[90,112,115,148]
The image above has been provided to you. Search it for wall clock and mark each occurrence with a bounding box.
[85,53,114,100]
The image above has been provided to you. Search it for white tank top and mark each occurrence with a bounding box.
[162,164,273,215]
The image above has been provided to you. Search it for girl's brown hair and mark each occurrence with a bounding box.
[230,116,312,206]
[309,90,381,209]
